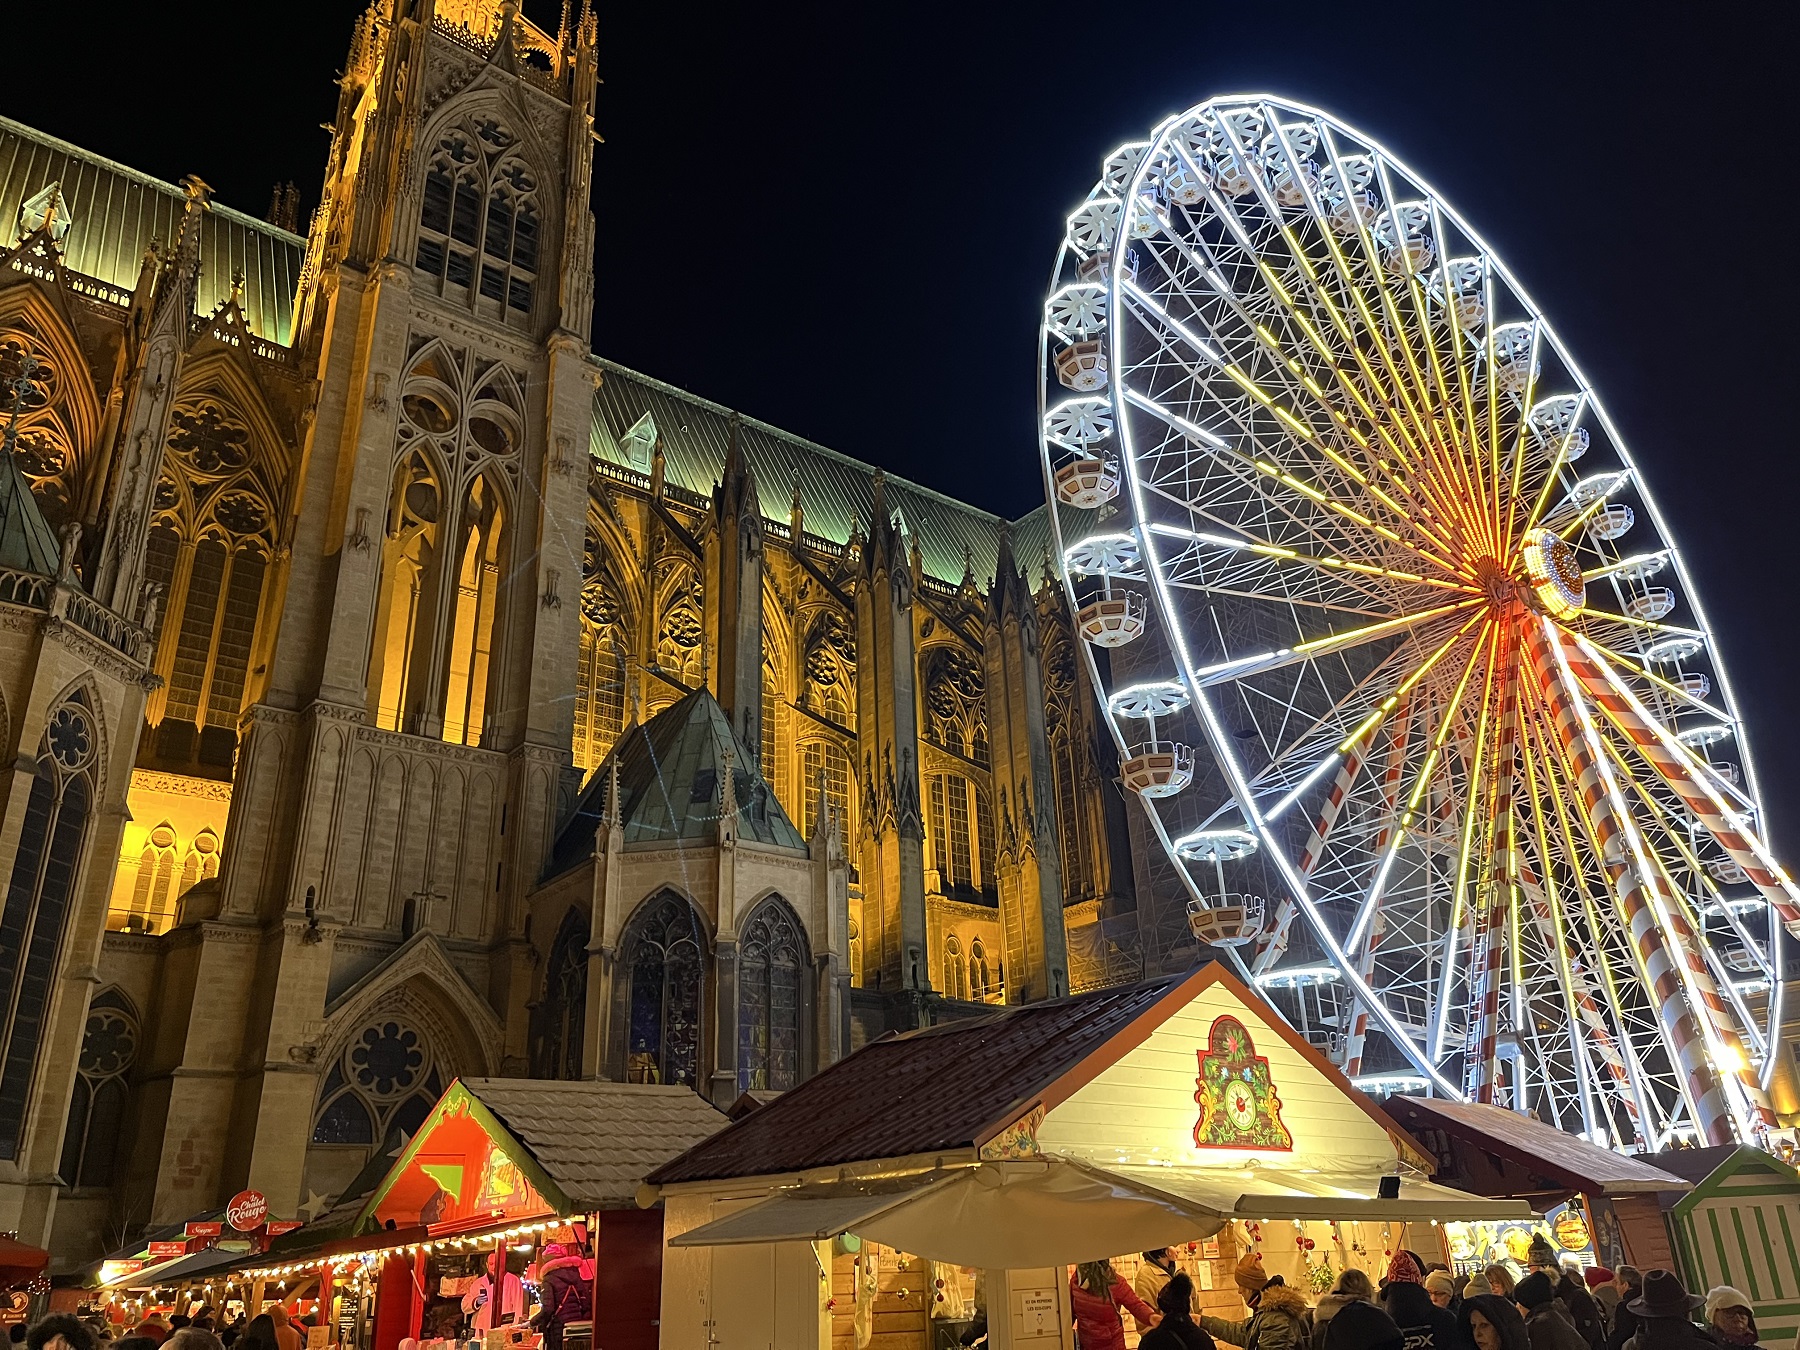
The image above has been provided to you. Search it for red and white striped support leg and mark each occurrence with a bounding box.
[1254,747,1365,974]
[1563,632,1800,945]
[1528,618,1770,1144]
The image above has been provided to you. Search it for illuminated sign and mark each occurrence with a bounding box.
[1193,1015,1293,1151]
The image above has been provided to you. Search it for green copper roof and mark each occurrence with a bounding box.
[546,688,803,878]
[0,116,304,344]
[0,440,60,576]
[588,358,1055,588]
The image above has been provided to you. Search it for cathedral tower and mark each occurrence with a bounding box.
[138,0,601,1220]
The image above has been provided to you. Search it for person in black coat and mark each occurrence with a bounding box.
[1143,1275,1217,1350]
[1382,1253,1468,1350]
[1326,1301,1406,1350]
[1461,1296,1531,1350]
[1607,1269,1645,1350]
[1517,1273,1592,1350]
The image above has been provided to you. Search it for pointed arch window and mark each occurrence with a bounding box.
[738,899,807,1092]
[971,938,996,1002]
[414,120,539,320]
[928,772,996,902]
[0,690,98,1160]
[574,531,628,773]
[623,893,706,1087]
[311,1016,443,1149]
[943,934,968,1001]
[145,398,275,773]
[369,448,443,733]
[442,474,507,746]
[58,988,137,1188]
[801,739,853,845]
[535,909,589,1081]
[370,347,521,746]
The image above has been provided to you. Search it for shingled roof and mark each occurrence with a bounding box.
[546,689,804,879]
[1381,1095,1690,1195]
[463,1079,728,1209]
[647,975,1187,1186]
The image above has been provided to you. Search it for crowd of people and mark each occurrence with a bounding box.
[1057,1234,1778,1350]
[2,1304,306,1350]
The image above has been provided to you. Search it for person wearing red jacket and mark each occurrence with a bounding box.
[1071,1259,1160,1350]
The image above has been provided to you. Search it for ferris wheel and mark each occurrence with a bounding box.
[1038,95,1797,1150]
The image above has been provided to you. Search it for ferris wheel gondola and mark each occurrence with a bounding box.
[1038,95,1795,1149]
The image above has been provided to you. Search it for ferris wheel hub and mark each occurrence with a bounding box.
[1521,528,1586,618]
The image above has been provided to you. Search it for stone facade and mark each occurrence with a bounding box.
[0,0,1140,1271]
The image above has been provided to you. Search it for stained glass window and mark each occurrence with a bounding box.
[625,893,706,1086]
[310,1016,442,1148]
[537,909,588,1080]
[0,691,96,1160]
[738,899,808,1092]
[801,740,852,844]
[59,989,137,1187]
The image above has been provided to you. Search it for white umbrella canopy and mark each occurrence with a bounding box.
[845,1159,1226,1268]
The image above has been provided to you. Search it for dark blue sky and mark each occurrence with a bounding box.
[17,0,1799,851]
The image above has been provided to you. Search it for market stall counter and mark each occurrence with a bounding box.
[244,1078,725,1350]
[643,962,1530,1350]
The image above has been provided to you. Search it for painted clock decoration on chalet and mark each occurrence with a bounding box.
[1193,1015,1293,1151]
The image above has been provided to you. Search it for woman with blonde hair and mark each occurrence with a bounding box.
[1070,1259,1159,1350]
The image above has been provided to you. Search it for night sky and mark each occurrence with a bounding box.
[13,3,1798,850]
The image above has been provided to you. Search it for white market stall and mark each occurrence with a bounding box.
[643,962,1528,1349]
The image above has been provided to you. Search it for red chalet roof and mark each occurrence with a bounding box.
[1381,1095,1689,1196]
[647,974,1187,1186]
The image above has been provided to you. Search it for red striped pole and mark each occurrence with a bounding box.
[1255,746,1365,973]
[1563,632,1800,944]
[1527,618,1767,1144]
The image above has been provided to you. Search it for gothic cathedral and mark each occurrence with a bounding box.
[0,0,1144,1269]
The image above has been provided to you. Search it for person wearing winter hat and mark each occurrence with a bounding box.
[1526,1237,1559,1273]
[1702,1287,1759,1349]
[1313,1270,1377,1350]
[1202,1255,1311,1350]
[1142,1275,1216,1350]
[1379,1252,1462,1350]
[1465,1270,1495,1300]
[1323,1301,1405,1350]
[1424,1271,1459,1313]
[530,1242,593,1350]
[1515,1272,1589,1350]
[1584,1270,1619,1332]
[1462,1295,1531,1350]
[1554,1262,1607,1350]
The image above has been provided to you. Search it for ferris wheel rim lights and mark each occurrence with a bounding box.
[1037,93,1787,1143]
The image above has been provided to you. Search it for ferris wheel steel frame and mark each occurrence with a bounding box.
[1038,94,1795,1149]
